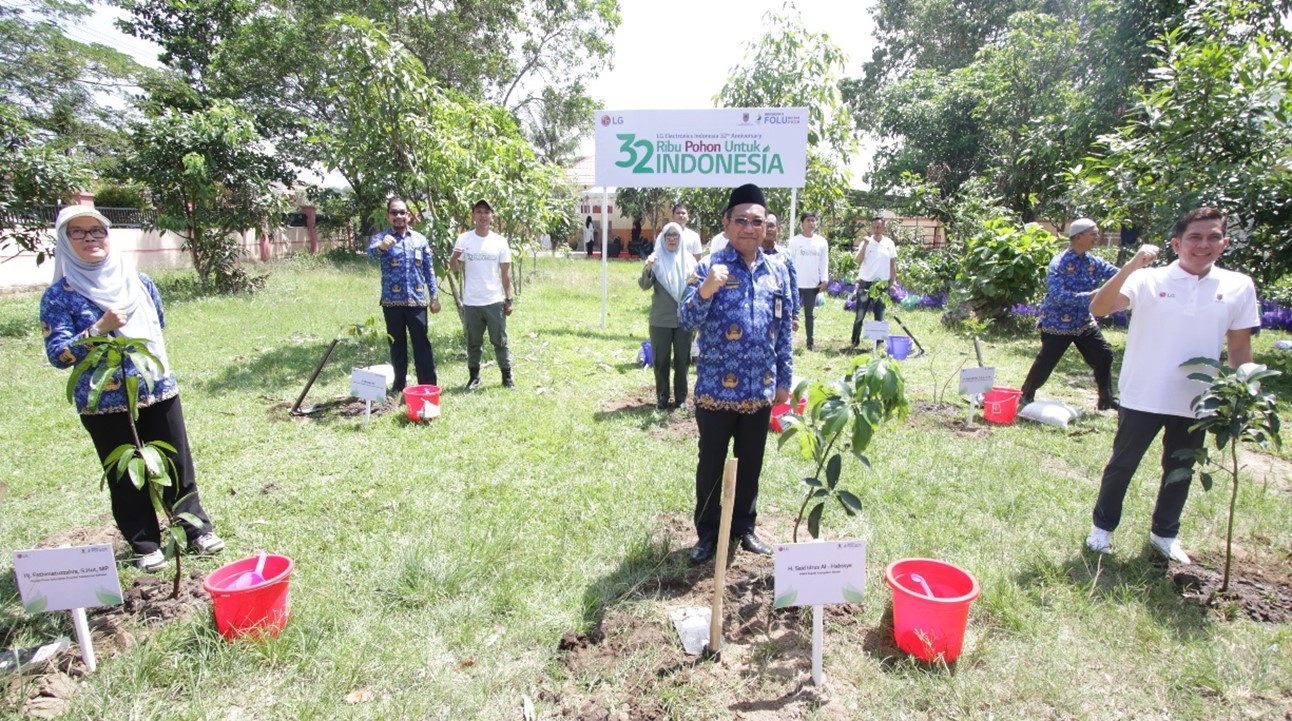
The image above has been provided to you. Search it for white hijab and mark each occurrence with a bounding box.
[53,206,169,377]
[652,222,696,304]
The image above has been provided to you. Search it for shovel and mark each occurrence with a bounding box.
[671,458,737,657]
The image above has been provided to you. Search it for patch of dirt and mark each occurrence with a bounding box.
[546,514,864,720]
[598,387,697,442]
[267,395,400,423]
[5,526,213,717]
[1171,546,1292,623]
[1238,451,1292,492]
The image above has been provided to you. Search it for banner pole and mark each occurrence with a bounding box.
[790,188,799,236]
[601,189,609,329]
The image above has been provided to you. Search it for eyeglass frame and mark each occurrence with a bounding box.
[68,227,109,240]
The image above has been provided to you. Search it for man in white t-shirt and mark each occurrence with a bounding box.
[707,231,728,255]
[450,199,515,390]
[850,216,898,348]
[788,212,829,349]
[672,203,703,260]
[1085,207,1259,564]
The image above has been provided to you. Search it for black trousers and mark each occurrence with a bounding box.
[693,405,773,542]
[79,395,212,554]
[649,325,691,405]
[798,288,819,346]
[383,305,437,391]
[1020,327,1114,402]
[1093,407,1204,538]
[850,280,886,344]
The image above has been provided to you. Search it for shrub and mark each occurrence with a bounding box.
[943,218,1056,324]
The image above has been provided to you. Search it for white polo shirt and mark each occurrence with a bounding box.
[708,232,728,255]
[788,233,829,288]
[1118,261,1259,418]
[856,235,897,282]
[681,227,702,257]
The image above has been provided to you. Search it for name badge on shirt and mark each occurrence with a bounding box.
[414,249,423,263]
[774,293,783,319]
[724,278,741,289]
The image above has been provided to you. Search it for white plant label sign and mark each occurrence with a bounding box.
[959,367,996,395]
[350,367,388,402]
[862,321,890,341]
[12,545,122,614]
[773,540,867,608]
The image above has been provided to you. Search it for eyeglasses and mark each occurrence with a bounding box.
[388,210,409,216]
[730,216,766,228]
[664,233,680,238]
[69,227,108,240]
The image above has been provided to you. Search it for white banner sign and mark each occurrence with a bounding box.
[862,321,890,341]
[594,108,809,188]
[959,367,997,396]
[773,539,867,608]
[13,545,122,614]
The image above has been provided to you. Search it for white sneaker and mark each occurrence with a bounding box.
[137,550,166,571]
[192,532,225,555]
[1085,527,1112,554]
[1148,533,1191,564]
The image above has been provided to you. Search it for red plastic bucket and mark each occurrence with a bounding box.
[402,384,441,422]
[982,387,1021,424]
[770,396,808,432]
[203,554,294,640]
[886,335,913,360]
[885,558,980,663]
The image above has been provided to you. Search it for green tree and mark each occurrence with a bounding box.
[614,187,672,235]
[0,1,146,259]
[122,101,291,292]
[716,4,857,218]
[319,17,565,320]
[1081,0,1292,287]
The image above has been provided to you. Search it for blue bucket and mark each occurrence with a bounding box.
[887,335,913,360]
[640,340,653,367]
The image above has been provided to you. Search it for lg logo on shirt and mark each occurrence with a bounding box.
[1158,292,1175,298]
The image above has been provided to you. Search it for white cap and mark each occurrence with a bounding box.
[55,205,112,233]
[1067,218,1096,238]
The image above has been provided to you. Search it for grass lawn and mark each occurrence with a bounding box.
[2,253,1290,720]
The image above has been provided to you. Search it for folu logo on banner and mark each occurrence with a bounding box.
[593,108,809,189]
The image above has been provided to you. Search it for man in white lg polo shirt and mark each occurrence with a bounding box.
[1085,207,1259,564]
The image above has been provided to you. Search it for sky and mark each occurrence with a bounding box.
[64,0,879,181]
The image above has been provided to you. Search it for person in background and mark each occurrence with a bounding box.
[638,222,696,410]
[1018,218,1117,409]
[451,199,515,389]
[672,203,704,261]
[788,211,829,350]
[583,216,595,256]
[680,183,793,564]
[763,212,800,332]
[850,216,898,349]
[1085,207,1259,564]
[368,197,441,393]
[41,206,224,571]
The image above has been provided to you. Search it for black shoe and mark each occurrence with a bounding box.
[1097,397,1119,411]
[689,539,717,565]
[502,371,515,389]
[739,531,773,556]
[657,398,668,410]
[806,342,815,351]
[466,369,481,390]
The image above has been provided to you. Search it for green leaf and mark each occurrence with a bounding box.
[1179,356,1223,370]
[96,590,123,606]
[24,595,48,614]
[807,502,824,539]
[126,456,146,491]
[1164,468,1193,485]
[176,512,203,529]
[168,525,188,551]
[803,476,823,488]
[1199,472,1213,491]
[825,454,842,489]
[773,589,798,608]
[838,490,862,515]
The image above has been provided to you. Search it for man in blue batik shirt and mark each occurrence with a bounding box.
[679,184,794,565]
[368,197,441,393]
[1019,218,1119,410]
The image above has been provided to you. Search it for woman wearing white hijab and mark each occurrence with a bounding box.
[40,206,224,571]
[638,222,697,410]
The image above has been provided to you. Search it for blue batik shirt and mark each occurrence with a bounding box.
[1037,248,1118,334]
[764,246,801,318]
[40,274,179,415]
[680,245,794,413]
[368,229,438,307]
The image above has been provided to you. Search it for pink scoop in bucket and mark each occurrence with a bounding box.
[231,551,267,590]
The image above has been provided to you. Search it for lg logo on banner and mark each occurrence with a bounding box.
[600,115,624,127]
